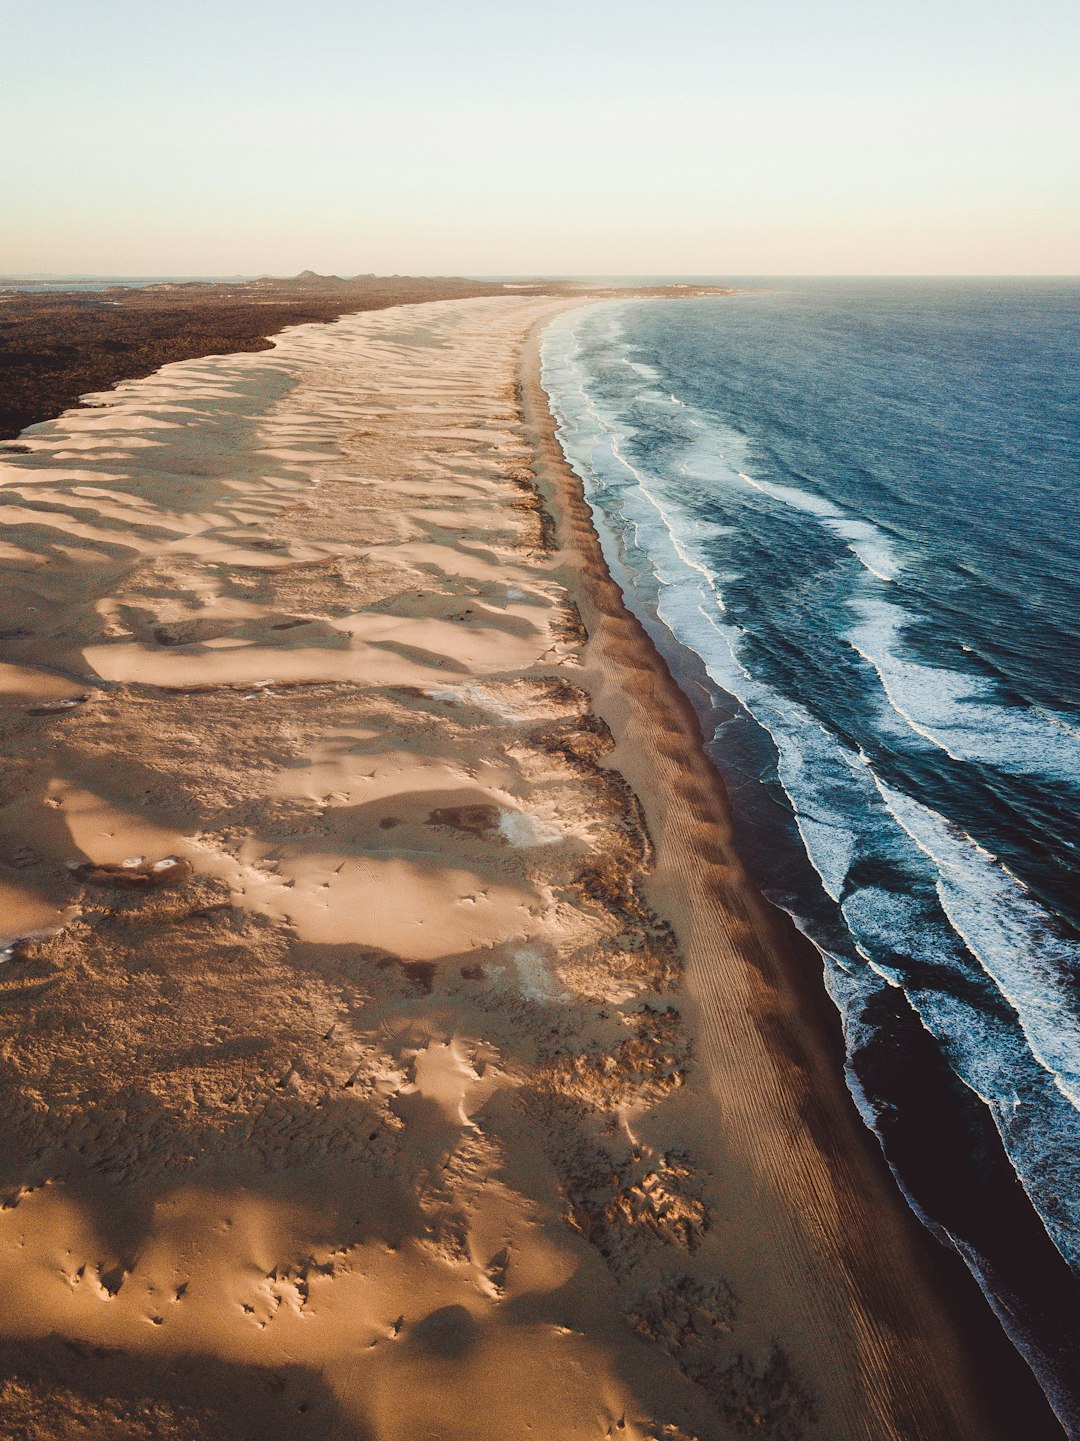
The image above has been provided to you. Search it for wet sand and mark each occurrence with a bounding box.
[0,296,1050,1439]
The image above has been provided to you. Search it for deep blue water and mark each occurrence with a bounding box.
[541,280,1080,1432]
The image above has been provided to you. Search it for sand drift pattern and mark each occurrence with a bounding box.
[541,282,1080,1429]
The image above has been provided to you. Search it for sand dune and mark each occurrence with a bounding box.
[0,297,1013,1439]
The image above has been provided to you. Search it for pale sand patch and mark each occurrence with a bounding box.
[269,851,540,960]
[497,810,563,846]
[83,639,469,689]
[270,740,461,807]
[52,778,186,865]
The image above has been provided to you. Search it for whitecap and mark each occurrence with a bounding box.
[848,596,1080,783]
[869,772,1080,1111]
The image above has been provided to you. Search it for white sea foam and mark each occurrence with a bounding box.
[544,308,871,910]
[844,853,1080,1270]
[869,773,1080,1111]
[733,472,900,581]
[848,596,1080,782]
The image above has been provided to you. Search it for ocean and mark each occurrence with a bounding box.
[541,279,1080,1431]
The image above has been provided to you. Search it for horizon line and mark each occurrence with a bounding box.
[3,271,1080,282]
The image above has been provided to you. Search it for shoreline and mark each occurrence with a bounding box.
[521,308,1069,1440]
[0,294,1064,1439]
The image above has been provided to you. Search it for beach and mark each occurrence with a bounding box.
[0,273,529,443]
[0,294,1057,1439]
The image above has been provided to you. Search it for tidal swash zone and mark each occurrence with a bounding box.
[541,279,1080,1429]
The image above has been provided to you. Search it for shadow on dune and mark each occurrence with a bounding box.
[0,1334,362,1441]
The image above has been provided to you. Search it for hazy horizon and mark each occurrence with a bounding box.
[4,271,1080,282]
[5,0,1078,276]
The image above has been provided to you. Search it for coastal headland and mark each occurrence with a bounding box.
[0,289,1063,1439]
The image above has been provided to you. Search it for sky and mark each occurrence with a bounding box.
[3,0,1078,276]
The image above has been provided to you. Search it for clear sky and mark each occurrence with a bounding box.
[3,0,1078,276]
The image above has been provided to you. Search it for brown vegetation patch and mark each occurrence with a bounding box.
[505,462,556,553]
[553,598,589,647]
[548,1131,708,1273]
[555,931,682,998]
[625,1274,737,1356]
[625,1282,816,1438]
[710,1344,816,1441]
[539,1005,688,1110]
[0,881,402,1196]
[536,710,617,769]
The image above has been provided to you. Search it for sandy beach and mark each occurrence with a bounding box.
[0,295,1050,1439]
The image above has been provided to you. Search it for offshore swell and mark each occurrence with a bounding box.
[541,280,1080,1431]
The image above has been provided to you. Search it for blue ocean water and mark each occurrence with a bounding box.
[541,280,1080,1430]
